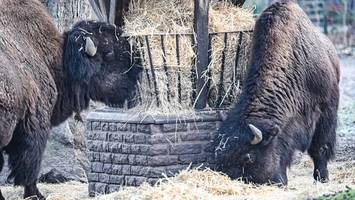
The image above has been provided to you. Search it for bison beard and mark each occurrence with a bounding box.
[0,0,141,199]
[215,0,340,185]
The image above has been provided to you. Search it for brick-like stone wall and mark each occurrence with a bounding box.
[86,110,225,196]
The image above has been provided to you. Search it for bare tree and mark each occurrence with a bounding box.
[41,0,93,32]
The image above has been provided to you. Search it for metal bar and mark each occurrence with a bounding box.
[206,34,213,107]
[145,36,160,107]
[109,0,117,25]
[190,34,197,106]
[89,0,106,22]
[137,37,152,89]
[121,30,253,39]
[217,32,228,107]
[98,0,108,22]
[175,35,182,103]
[160,35,171,102]
[234,32,244,83]
[193,0,210,109]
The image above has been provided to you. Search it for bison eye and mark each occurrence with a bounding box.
[103,50,115,61]
[241,153,254,164]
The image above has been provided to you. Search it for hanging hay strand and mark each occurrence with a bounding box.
[123,0,255,113]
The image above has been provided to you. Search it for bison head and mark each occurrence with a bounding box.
[63,21,142,109]
[215,118,287,185]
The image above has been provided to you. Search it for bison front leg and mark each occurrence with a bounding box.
[5,125,49,200]
[308,106,338,183]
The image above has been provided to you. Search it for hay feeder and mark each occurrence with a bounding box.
[86,0,253,196]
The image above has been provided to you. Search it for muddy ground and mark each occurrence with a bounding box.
[1,57,354,200]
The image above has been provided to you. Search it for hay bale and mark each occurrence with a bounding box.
[124,0,255,113]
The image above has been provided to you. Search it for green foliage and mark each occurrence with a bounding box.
[316,188,355,200]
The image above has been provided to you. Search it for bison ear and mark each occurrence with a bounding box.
[63,31,99,84]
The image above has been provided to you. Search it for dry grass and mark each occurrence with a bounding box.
[2,156,354,200]
[122,0,255,114]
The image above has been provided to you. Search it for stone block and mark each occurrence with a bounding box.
[166,165,190,175]
[111,154,128,164]
[190,122,217,131]
[180,132,211,141]
[103,164,113,174]
[88,152,101,162]
[148,155,179,166]
[99,174,110,183]
[95,183,108,194]
[91,162,103,173]
[101,122,109,131]
[109,175,124,184]
[148,167,166,178]
[163,123,188,132]
[137,124,151,134]
[148,134,180,144]
[100,153,112,163]
[131,144,150,155]
[121,144,131,154]
[92,121,101,131]
[149,144,168,156]
[122,165,131,174]
[107,184,121,193]
[131,166,150,176]
[87,140,103,152]
[117,123,128,131]
[125,176,147,186]
[86,121,92,131]
[108,143,122,153]
[87,173,99,182]
[107,132,123,142]
[123,134,135,143]
[178,154,207,164]
[130,124,137,132]
[169,144,202,155]
[111,165,123,174]
[87,131,107,141]
[108,123,118,131]
[134,134,147,144]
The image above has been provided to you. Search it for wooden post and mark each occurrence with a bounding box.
[230,0,246,7]
[115,0,130,27]
[193,0,209,109]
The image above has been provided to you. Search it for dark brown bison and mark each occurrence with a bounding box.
[0,0,141,199]
[214,0,340,185]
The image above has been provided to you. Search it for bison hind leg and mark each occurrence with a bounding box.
[308,106,338,183]
[4,124,48,199]
[0,151,4,200]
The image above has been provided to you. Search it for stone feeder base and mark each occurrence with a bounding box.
[86,109,225,196]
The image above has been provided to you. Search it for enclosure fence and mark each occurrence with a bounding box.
[128,30,253,110]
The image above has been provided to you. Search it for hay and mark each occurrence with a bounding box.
[97,159,355,200]
[123,0,255,113]
[1,156,354,200]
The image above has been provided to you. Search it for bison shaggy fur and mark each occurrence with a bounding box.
[215,0,340,185]
[0,0,141,199]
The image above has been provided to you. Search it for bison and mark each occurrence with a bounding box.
[214,0,340,185]
[0,0,141,199]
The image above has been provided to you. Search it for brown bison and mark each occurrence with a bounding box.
[0,0,141,199]
[214,0,340,185]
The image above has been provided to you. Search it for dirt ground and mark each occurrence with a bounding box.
[1,57,355,200]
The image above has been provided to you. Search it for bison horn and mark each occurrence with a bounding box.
[248,124,263,145]
[85,37,97,56]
